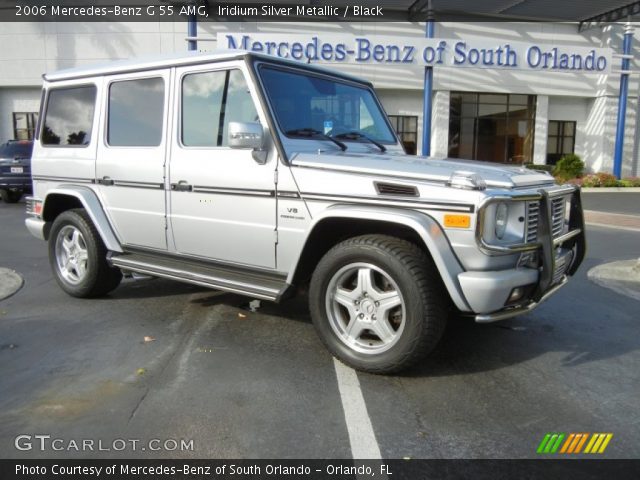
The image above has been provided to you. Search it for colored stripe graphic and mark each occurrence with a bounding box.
[585,433,614,454]
[538,433,613,454]
[537,433,565,454]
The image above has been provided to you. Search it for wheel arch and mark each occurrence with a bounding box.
[287,205,471,312]
[42,186,123,253]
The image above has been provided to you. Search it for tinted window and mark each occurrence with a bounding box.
[259,67,396,144]
[108,78,164,147]
[0,141,33,159]
[42,86,96,146]
[182,69,257,147]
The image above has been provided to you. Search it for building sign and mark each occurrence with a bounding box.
[217,33,612,73]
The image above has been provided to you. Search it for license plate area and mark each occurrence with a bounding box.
[10,167,23,173]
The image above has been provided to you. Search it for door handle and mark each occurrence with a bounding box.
[172,181,193,192]
[99,176,114,186]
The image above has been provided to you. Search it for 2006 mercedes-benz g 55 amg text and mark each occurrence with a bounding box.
[26,51,585,373]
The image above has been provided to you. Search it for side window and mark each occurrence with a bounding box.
[42,86,96,146]
[221,70,258,146]
[108,77,164,147]
[182,69,258,147]
[182,70,226,147]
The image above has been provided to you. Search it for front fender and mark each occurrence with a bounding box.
[288,204,471,312]
[43,185,123,253]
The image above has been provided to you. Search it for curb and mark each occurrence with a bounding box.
[0,268,24,301]
[588,260,640,302]
[580,187,640,193]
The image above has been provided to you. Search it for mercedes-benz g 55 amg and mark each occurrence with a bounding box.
[26,51,585,373]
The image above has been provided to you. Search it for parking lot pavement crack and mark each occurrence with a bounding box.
[125,292,220,424]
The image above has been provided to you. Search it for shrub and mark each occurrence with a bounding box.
[596,173,620,187]
[524,163,554,173]
[619,177,640,187]
[581,173,620,187]
[581,174,600,187]
[553,154,584,182]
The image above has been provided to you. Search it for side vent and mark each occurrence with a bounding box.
[374,182,419,197]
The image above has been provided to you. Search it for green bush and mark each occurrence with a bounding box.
[581,173,620,187]
[552,154,584,182]
[524,163,555,173]
[619,177,640,187]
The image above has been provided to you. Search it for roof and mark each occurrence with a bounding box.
[43,50,372,85]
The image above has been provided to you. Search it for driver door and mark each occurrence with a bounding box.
[168,62,277,269]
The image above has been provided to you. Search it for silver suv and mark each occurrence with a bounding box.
[25,51,585,373]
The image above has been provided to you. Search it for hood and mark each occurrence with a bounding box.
[290,152,555,189]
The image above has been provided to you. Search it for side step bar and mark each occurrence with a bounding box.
[109,252,289,301]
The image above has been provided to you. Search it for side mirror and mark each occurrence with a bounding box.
[228,121,264,150]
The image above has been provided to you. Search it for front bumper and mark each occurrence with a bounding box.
[463,186,586,322]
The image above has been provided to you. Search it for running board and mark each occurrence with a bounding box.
[109,252,288,301]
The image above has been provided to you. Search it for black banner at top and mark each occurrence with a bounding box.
[2,0,629,22]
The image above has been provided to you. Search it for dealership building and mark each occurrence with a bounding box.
[1,15,640,177]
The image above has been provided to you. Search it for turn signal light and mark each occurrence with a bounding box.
[444,214,471,228]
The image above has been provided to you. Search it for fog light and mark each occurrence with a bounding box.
[507,287,524,303]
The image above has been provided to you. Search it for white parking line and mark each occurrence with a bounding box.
[333,358,382,459]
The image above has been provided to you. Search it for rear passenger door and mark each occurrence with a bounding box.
[168,61,277,268]
[96,70,170,250]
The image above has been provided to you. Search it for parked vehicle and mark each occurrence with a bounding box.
[25,51,585,373]
[0,139,33,203]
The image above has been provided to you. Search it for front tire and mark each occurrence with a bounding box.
[309,235,448,374]
[48,209,122,298]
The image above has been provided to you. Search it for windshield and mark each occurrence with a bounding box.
[258,66,396,145]
[0,141,33,159]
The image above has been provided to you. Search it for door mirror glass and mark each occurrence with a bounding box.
[228,122,263,149]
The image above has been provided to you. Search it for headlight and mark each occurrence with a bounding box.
[495,202,508,239]
[480,199,527,248]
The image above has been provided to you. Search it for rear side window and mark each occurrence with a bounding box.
[182,69,257,147]
[42,86,96,146]
[108,77,164,147]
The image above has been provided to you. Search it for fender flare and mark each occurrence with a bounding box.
[43,185,123,253]
[287,204,471,312]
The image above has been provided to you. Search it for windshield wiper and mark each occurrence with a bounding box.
[285,128,347,151]
[332,131,386,153]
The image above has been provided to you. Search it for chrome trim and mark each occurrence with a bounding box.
[110,256,283,301]
[474,277,568,323]
[32,175,94,184]
[192,186,274,197]
[301,192,475,213]
[475,194,543,254]
[553,228,582,246]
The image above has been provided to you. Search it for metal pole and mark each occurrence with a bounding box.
[613,23,634,179]
[421,12,434,156]
[187,13,197,51]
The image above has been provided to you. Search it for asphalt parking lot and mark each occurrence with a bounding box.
[0,198,639,460]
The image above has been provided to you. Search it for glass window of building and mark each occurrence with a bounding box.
[13,112,38,140]
[448,92,536,164]
[388,115,418,155]
[546,121,576,165]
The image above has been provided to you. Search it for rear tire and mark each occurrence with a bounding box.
[48,209,122,298]
[309,234,447,374]
[0,190,21,203]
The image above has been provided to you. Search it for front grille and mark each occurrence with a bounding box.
[551,197,567,237]
[526,195,570,242]
[526,201,539,242]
